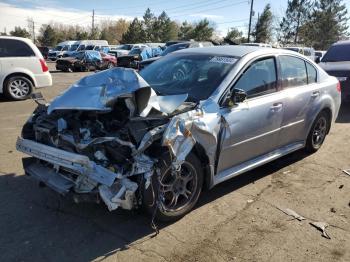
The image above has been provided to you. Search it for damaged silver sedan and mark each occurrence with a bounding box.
[17,46,341,221]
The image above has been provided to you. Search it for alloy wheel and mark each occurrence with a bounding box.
[312,116,327,148]
[159,162,198,212]
[9,79,30,99]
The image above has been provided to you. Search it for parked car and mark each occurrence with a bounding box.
[319,40,350,101]
[0,36,52,100]
[282,46,316,62]
[37,46,50,59]
[139,41,214,69]
[17,46,340,221]
[241,42,272,48]
[48,41,77,61]
[315,50,326,63]
[56,50,116,72]
[116,46,155,69]
[111,44,149,57]
[62,40,109,58]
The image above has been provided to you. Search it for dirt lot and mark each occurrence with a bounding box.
[0,63,349,262]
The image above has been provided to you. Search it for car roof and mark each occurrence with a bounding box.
[0,36,32,43]
[174,45,310,59]
[333,40,350,46]
[175,45,264,57]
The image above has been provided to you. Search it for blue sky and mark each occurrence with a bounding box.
[1,0,350,37]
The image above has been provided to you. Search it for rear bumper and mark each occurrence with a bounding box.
[34,72,52,88]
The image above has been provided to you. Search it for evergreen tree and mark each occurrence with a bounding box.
[156,11,178,42]
[10,26,31,38]
[279,0,312,44]
[225,27,243,43]
[252,4,273,43]
[143,8,156,41]
[178,21,194,40]
[38,25,57,46]
[190,19,214,41]
[121,18,147,43]
[299,0,348,49]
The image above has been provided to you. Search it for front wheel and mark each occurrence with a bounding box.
[305,111,330,153]
[143,153,203,222]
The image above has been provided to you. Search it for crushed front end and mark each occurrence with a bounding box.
[17,68,198,212]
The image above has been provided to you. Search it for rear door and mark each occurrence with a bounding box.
[217,56,284,173]
[277,55,319,147]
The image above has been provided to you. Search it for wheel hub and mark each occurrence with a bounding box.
[158,162,197,212]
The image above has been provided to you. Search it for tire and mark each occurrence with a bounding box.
[142,152,203,222]
[107,63,114,69]
[305,111,330,153]
[4,76,33,100]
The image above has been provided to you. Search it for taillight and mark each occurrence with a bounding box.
[336,81,341,93]
[39,58,49,72]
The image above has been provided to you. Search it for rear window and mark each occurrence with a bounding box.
[279,56,307,88]
[0,39,35,57]
[322,44,350,62]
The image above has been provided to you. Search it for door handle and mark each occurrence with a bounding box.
[311,91,320,98]
[270,103,283,111]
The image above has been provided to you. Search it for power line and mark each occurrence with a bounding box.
[170,0,248,19]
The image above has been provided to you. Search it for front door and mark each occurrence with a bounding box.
[217,57,284,173]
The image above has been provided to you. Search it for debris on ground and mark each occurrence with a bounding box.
[310,221,331,239]
[283,170,292,175]
[279,207,306,221]
[247,199,254,203]
[339,184,344,189]
[343,169,350,176]
[330,207,336,213]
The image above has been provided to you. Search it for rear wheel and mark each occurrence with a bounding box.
[4,76,33,100]
[305,111,330,153]
[143,152,203,222]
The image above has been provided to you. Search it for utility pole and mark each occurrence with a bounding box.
[32,20,35,44]
[92,9,95,37]
[247,0,254,43]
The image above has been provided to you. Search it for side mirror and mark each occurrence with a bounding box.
[223,88,247,107]
[232,88,247,104]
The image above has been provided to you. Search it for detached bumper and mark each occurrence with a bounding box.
[16,137,138,210]
[16,137,119,186]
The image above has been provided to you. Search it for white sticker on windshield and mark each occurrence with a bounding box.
[210,56,237,64]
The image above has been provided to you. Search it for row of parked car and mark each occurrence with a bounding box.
[53,40,214,72]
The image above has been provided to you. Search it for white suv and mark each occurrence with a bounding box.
[0,36,52,100]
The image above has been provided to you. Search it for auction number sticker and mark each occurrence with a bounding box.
[210,56,237,64]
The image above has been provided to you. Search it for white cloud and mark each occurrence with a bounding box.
[0,2,134,34]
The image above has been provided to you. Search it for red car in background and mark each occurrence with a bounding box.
[56,51,117,72]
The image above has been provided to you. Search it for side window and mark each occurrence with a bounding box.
[279,56,307,88]
[306,62,317,84]
[0,39,35,57]
[234,57,277,98]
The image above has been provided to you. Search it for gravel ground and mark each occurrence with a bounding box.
[0,63,349,262]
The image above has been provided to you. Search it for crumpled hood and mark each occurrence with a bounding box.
[47,67,188,116]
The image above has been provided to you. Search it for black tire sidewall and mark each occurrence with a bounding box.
[4,76,33,100]
[305,111,329,153]
[142,152,203,222]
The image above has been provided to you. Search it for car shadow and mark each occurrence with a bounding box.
[336,101,350,123]
[197,149,309,207]
[0,150,308,261]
